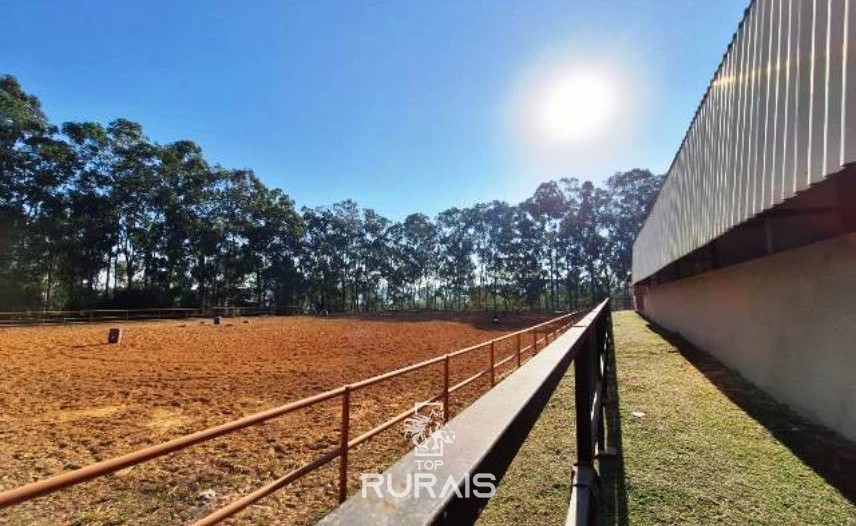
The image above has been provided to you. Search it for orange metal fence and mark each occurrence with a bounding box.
[0,310,585,524]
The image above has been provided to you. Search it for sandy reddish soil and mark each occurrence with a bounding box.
[0,312,552,526]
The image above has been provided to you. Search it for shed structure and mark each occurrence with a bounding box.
[632,0,856,441]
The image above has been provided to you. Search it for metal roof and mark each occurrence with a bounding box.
[633,0,856,284]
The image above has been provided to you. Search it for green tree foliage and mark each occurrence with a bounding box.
[0,74,663,312]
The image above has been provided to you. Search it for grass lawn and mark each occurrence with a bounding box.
[475,310,856,526]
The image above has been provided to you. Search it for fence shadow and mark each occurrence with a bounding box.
[644,320,856,505]
[66,343,110,349]
[596,333,629,526]
[339,310,562,333]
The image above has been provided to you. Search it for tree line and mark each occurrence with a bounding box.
[0,74,663,313]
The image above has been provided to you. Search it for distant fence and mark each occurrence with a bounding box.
[0,310,585,525]
[0,305,588,327]
[0,306,297,327]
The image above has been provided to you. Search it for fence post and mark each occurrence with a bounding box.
[516,332,522,367]
[574,330,594,468]
[532,330,538,354]
[595,318,606,456]
[489,341,496,387]
[606,307,615,356]
[443,355,450,420]
[569,324,598,524]
[338,386,351,503]
[604,308,614,407]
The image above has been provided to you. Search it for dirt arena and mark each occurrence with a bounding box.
[0,312,552,526]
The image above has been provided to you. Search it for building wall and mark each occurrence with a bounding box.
[638,232,856,441]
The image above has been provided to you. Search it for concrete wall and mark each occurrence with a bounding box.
[638,232,856,442]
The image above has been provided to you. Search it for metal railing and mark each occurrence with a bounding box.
[566,300,616,526]
[314,300,616,526]
[0,310,584,524]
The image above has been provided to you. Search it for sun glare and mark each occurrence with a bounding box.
[509,56,644,178]
[536,70,617,145]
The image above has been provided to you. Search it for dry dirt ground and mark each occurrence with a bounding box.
[0,312,551,526]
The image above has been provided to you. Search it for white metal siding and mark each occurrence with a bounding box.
[633,0,856,284]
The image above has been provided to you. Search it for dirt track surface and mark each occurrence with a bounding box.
[0,312,550,525]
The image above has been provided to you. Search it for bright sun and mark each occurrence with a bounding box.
[536,71,617,145]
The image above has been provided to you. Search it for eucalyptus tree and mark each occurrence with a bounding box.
[261,189,305,309]
[480,201,517,310]
[400,213,438,308]
[243,181,303,307]
[156,140,215,301]
[0,74,54,308]
[300,200,361,312]
[556,177,583,309]
[572,181,610,301]
[301,206,333,311]
[105,119,160,296]
[603,169,664,286]
[356,208,390,310]
[332,200,363,310]
[435,207,474,310]
[61,121,115,304]
[522,182,567,311]
[22,129,76,308]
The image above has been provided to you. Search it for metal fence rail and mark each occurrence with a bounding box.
[0,310,584,524]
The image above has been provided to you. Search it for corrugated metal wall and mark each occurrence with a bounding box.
[632,0,856,283]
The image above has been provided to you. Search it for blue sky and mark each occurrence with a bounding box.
[2,0,747,218]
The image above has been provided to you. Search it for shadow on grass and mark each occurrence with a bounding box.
[643,319,856,505]
[597,333,629,526]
